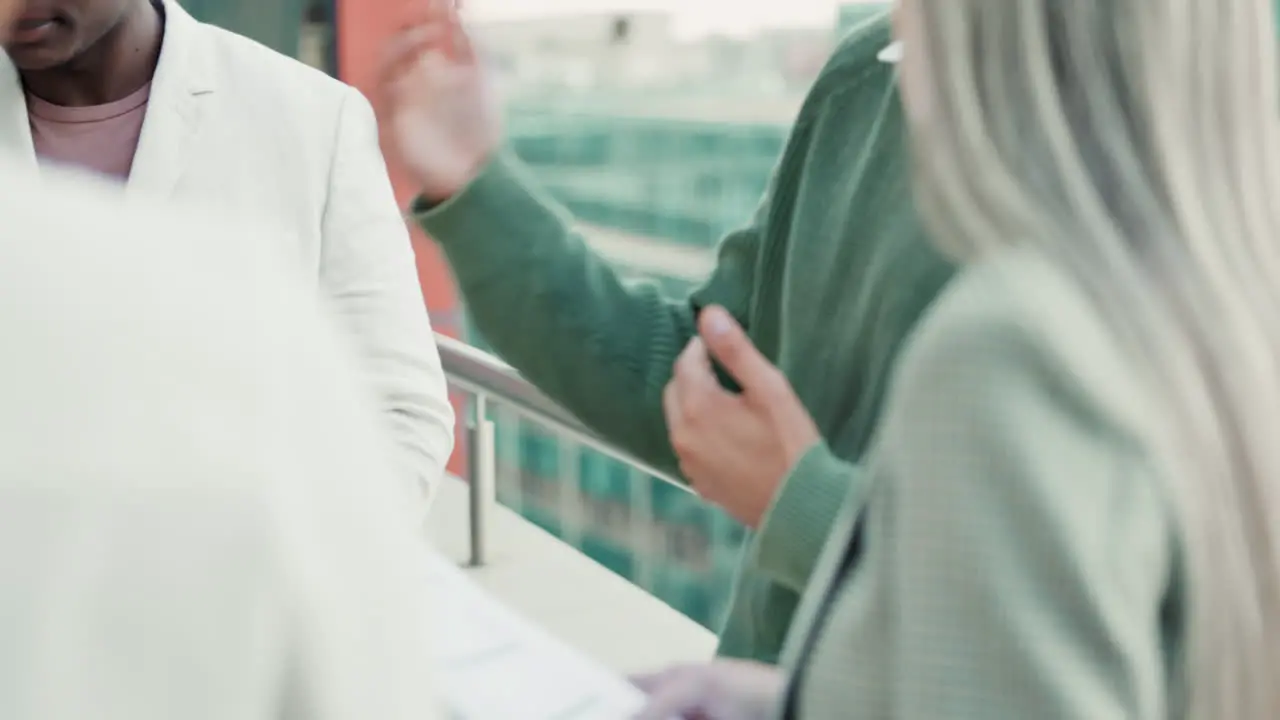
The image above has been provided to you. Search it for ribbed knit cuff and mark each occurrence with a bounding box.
[752,442,863,592]
[411,151,552,247]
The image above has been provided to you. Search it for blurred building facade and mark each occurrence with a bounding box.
[838,0,890,35]
[181,0,308,57]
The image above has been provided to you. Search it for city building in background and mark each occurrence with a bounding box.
[181,0,307,59]
[475,11,831,98]
[838,0,890,35]
[184,0,875,631]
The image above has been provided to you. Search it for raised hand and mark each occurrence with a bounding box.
[375,0,500,201]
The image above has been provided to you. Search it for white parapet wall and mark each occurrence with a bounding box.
[426,474,717,674]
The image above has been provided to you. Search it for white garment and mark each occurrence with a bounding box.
[0,0,455,512]
[0,160,439,720]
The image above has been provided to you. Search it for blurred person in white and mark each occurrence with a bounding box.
[0,171,443,716]
[0,5,439,717]
[0,0,455,515]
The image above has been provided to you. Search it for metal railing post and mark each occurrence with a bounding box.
[467,393,497,567]
[437,333,684,490]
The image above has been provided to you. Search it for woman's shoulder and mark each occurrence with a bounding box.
[922,249,1125,371]
[898,248,1154,446]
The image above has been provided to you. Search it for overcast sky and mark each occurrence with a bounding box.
[464,0,867,37]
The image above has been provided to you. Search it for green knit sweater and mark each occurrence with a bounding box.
[414,12,954,663]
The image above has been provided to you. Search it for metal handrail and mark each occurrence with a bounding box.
[436,333,684,485]
[436,334,598,443]
[434,333,690,566]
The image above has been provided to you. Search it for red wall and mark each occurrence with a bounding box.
[335,0,468,478]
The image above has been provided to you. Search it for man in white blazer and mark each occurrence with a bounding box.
[0,2,442,714]
[0,0,455,513]
[0,4,441,707]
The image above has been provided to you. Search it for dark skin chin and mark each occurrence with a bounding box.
[20,0,163,107]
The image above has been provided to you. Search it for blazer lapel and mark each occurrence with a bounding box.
[127,0,214,199]
[0,56,36,169]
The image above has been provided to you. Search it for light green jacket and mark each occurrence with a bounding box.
[782,249,1184,718]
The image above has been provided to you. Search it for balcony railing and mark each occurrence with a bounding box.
[434,332,689,569]
[431,333,719,672]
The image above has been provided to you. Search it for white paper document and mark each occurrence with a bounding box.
[425,553,651,719]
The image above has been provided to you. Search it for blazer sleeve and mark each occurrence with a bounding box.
[319,87,455,512]
[825,286,1177,719]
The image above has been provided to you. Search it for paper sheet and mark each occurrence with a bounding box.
[424,553,652,719]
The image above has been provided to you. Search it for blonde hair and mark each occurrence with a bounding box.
[907,0,1280,716]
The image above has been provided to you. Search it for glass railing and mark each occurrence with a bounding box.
[437,334,747,630]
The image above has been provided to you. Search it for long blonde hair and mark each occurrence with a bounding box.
[907,0,1280,716]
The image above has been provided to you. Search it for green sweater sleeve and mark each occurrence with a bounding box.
[411,12,897,487]
[752,442,869,593]
[412,153,764,476]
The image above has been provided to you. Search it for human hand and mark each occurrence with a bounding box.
[662,306,821,528]
[374,0,500,201]
[631,661,785,720]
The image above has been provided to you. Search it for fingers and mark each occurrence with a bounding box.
[629,673,663,695]
[665,338,736,483]
[373,29,438,124]
[629,665,688,694]
[376,0,479,115]
[397,0,476,63]
[662,380,683,436]
[398,0,450,29]
[698,306,784,399]
[666,338,725,436]
[441,0,477,63]
[378,25,445,88]
[674,337,719,396]
[374,10,470,116]
[630,670,710,720]
[662,378,710,491]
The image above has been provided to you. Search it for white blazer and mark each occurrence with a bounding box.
[0,157,440,720]
[0,0,455,513]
